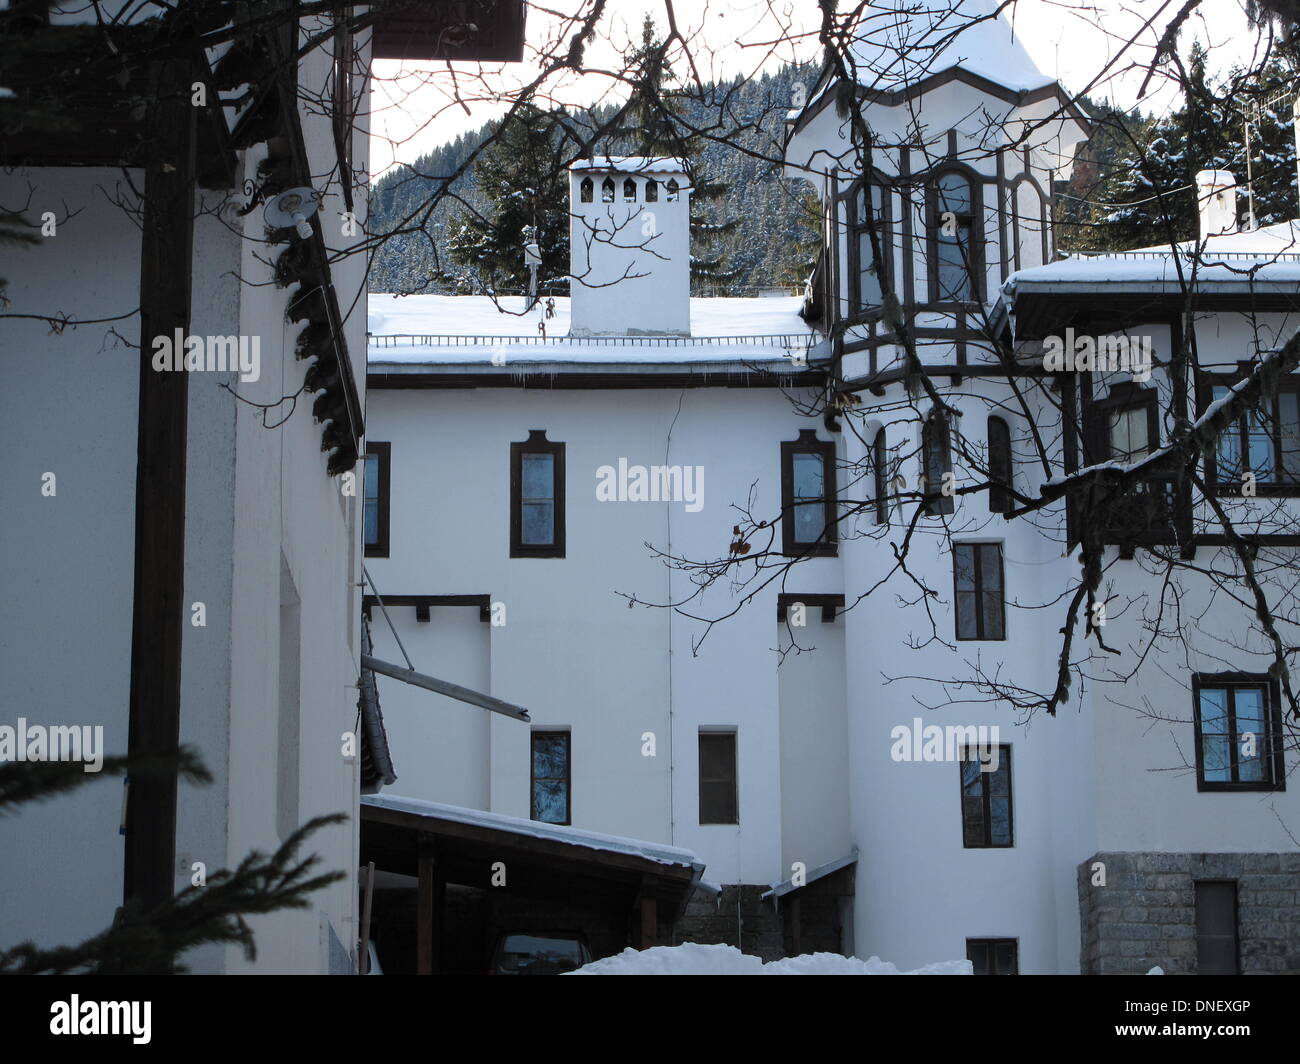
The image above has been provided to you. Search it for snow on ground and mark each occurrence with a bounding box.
[566,943,972,975]
[367,294,816,365]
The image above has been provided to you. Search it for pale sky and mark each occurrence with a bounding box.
[366,0,1266,176]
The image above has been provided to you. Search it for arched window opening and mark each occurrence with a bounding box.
[932,171,976,303]
[872,427,889,524]
[988,416,1012,514]
[579,177,593,203]
[922,410,955,516]
[854,182,888,310]
[666,179,680,202]
[601,177,615,203]
[623,178,637,202]
[645,179,659,202]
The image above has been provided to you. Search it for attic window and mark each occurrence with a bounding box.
[601,177,615,203]
[579,177,593,203]
[645,179,659,202]
[623,178,637,202]
[666,179,680,202]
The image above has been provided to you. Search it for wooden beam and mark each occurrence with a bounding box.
[638,897,658,950]
[417,838,435,975]
[123,41,197,918]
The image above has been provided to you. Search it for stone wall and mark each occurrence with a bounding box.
[1078,852,1300,974]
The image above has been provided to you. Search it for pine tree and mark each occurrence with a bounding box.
[0,750,346,974]
[442,101,572,297]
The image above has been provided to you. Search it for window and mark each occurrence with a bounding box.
[930,170,979,302]
[988,416,1012,514]
[623,177,637,202]
[699,731,737,825]
[531,731,570,824]
[954,543,1004,640]
[1089,384,1157,465]
[1192,674,1285,791]
[967,938,1018,975]
[666,179,680,202]
[1195,882,1239,975]
[510,430,565,558]
[645,179,659,202]
[851,181,888,311]
[363,442,390,557]
[1204,376,1300,493]
[579,177,593,203]
[922,411,955,516]
[960,744,1012,847]
[872,427,889,524]
[781,429,836,556]
[600,177,615,202]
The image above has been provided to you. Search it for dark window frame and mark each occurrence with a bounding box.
[510,430,566,558]
[645,179,659,202]
[363,442,391,558]
[1088,381,1159,466]
[1194,880,1240,975]
[579,177,593,203]
[953,542,1005,641]
[622,177,637,202]
[987,415,1012,514]
[926,165,984,305]
[922,411,955,516]
[781,429,837,557]
[1191,672,1285,792]
[698,730,738,825]
[959,743,1013,848]
[966,937,1019,975]
[846,175,892,317]
[1198,369,1300,496]
[530,730,571,826]
[872,426,889,524]
[600,177,615,202]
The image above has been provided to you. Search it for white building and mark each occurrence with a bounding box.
[362,0,1300,974]
[0,2,524,974]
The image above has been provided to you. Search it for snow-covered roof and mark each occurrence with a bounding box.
[368,294,821,367]
[361,793,704,871]
[848,0,1053,96]
[570,156,687,174]
[1003,221,1300,292]
[568,942,972,975]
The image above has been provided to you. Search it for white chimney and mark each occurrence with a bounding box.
[1195,169,1238,240]
[568,157,691,337]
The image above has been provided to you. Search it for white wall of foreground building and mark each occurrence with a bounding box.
[0,25,368,973]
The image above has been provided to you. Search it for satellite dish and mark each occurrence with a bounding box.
[263,187,322,239]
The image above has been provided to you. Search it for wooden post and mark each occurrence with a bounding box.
[638,896,657,950]
[417,838,435,975]
[123,37,197,917]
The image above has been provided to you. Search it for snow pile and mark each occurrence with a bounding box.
[1148,966,1164,975]
[566,943,971,976]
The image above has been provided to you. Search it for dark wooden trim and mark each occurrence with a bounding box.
[362,594,492,623]
[845,172,893,317]
[776,593,845,622]
[1191,673,1286,792]
[781,429,838,557]
[123,44,197,917]
[530,730,572,825]
[371,0,527,61]
[899,148,916,308]
[959,745,1013,848]
[510,430,566,558]
[364,441,391,558]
